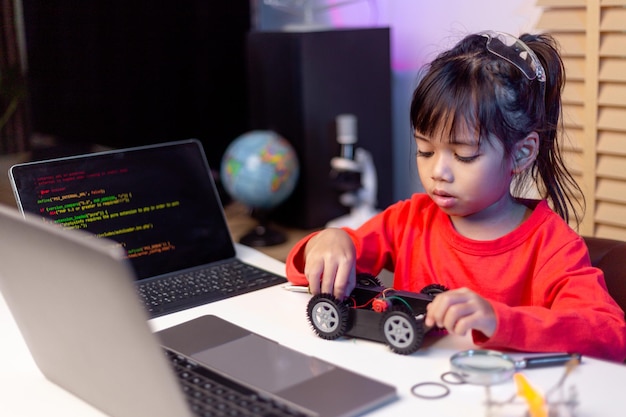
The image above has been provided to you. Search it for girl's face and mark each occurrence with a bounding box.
[415,126,517,224]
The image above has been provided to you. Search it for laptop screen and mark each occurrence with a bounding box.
[9,139,236,280]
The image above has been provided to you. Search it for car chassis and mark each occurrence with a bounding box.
[306,274,446,355]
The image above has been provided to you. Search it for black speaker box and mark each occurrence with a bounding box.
[247,28,393,229]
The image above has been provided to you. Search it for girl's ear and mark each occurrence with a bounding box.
[513,132,539,173]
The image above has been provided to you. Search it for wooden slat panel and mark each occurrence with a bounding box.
[598,83,626,107]
[563,148,583,174]
[597,107,626,131]
[536,9,586,32]
[563,80,585,104]
[597,131,626,155]
[602,0,626,7]
[562,104,585,129]
[563,56,585,80]
[600,0,626,6]
[596,178,626,204]
[599,58,626,83]
[563,127,584,152]
[596,201,626,228]
[573,177,591,208]
[600,33,626,57]
[600,7,626,31]
[595,224,626,241]
[537,0,585,6]
[596,154,626,180]
[543,2,626,239]
[552,33,586,56]
[572,171,584,185]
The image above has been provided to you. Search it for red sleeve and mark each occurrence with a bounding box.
[472,237,626,362]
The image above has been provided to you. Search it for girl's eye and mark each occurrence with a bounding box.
[417,150,434,158]
[455,154,479,163]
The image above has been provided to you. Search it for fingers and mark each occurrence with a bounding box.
[315,260,355,300]
[331,262,356,300]
[305,262,323,295]
[320,263,338,295]
[425,288,496,337]
[303,229,357,300]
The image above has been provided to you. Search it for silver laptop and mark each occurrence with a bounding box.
[0,204,397,417]
[8,139,286,318]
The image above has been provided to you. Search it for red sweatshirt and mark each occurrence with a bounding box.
[286,194,626,362]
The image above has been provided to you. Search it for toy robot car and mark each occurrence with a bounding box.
[306,274,446,355]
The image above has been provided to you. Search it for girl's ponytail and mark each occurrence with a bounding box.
[522,34,584,227]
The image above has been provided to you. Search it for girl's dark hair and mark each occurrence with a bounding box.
[410,32,584,226]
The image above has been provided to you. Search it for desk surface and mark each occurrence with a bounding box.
[2,244,626,416]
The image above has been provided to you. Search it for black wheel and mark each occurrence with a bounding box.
[379,305,424,355]
[420,283,448,297]
[356,273,382,287]
[307,294,350,340]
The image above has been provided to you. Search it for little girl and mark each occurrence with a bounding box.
[285,31,626,362]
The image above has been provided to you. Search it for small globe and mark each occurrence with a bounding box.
[220,130,299,211]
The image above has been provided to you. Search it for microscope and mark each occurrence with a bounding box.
[326,114,379,229]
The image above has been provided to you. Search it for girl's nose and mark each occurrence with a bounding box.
[431,154,454,182]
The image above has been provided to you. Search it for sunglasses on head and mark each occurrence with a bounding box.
[481,31,546,83]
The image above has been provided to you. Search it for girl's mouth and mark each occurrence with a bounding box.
[431,189,456,208]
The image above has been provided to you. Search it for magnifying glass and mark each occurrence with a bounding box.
[447,349,582,386]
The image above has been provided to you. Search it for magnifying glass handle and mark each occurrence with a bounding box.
[519,353,582,369]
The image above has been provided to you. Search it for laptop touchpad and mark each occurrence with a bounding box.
[191,334,334,393]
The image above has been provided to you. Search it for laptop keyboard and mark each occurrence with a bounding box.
[138,259,286,318]
[166,349,313,417]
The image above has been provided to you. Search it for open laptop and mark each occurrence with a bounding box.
[0,203,397,417]
[8,139,286,318]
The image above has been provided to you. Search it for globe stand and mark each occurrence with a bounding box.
[239,209,287,247]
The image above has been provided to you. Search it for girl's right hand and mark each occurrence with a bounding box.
[424,287,496,338]
[303,228,357,300]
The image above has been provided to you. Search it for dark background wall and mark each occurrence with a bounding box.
[22,0,251,171]
[21,2,394,228]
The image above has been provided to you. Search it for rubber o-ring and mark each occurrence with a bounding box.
[410,382,451,399]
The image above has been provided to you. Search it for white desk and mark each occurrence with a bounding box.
[2,244,626,416]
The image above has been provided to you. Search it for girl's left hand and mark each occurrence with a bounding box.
[424,287,496,337]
